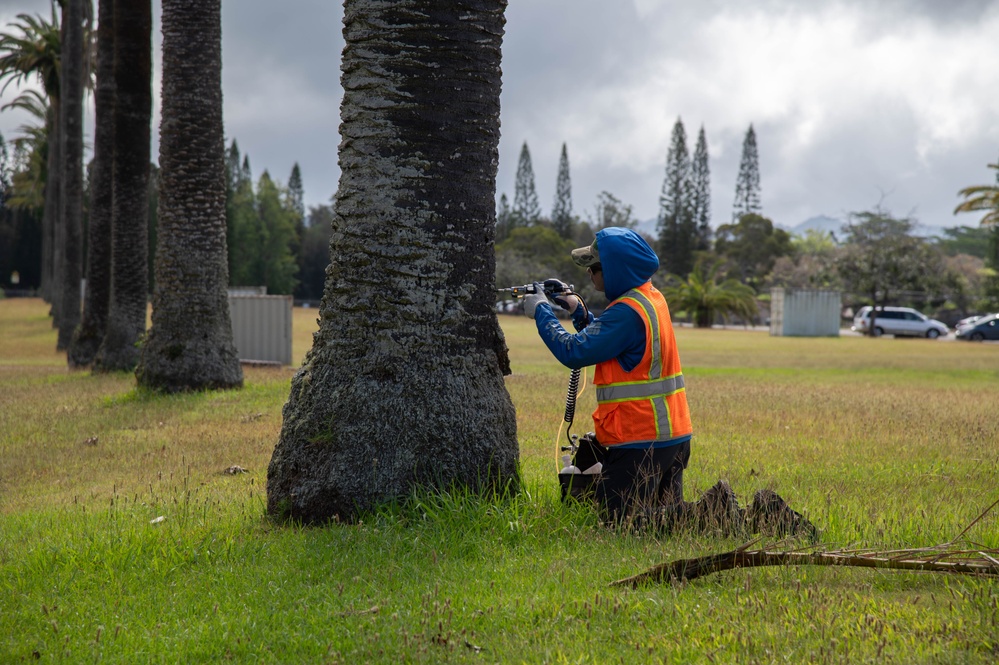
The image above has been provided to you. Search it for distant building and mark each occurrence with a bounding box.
[770,288,841,337]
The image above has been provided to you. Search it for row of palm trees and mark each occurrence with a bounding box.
[0,0,241,391]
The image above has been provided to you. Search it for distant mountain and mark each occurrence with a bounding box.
[633,214,951,243]
[781,215,948,240]
[785,215,844,237]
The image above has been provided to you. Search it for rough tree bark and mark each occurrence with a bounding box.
[41,102,60,310]
[56,0,83,351]
[69,0,114,368]
[94,0,149,371]
[266,0,518,524]
[135,0,242,392]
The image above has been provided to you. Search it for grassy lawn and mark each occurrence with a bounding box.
[2,297,998,663]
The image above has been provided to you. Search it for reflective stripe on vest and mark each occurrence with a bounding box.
[596,373,685,402]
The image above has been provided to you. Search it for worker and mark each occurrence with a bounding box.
[523,226,818,539]
[522,227,691,524]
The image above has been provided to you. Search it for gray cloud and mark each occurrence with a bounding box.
[2,0,998,232]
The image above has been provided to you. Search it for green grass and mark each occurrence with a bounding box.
[2,299,998,663]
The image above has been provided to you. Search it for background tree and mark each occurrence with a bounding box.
[933,225,993,260]
[732,124,761,221]
[55,0,85,351]
[690,125,711,251]
[253,170,299,295]
[954,163,999,230]
[223,157,300,294]
[837,209,932,336]
[551,142,574,239]
[95,0,150,371]
[512,140,540,227]
[267,0,518,524]
[661,257,758,328]
[494,225,599,305]
[287,161,304,220]
[588,190,636,230]
[0,10,62,306]
[714,212,791,290]
[954,161,999,307]
[285,161,305,273]
[766,229,842,290]
[69,0,113,367]
[657,118,693,276]
[136,0,242,391]
[0,94,46,293]
[293,202,333,303]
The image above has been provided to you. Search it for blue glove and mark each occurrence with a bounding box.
[522,282,550,319]
[543,278,579,313]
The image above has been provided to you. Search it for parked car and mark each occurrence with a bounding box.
[851,306,949,339]
[955,313,999,341]
[954,314,985,330]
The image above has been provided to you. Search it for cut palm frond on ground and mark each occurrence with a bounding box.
[614,497,999,587]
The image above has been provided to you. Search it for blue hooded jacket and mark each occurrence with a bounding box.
[534,227,659,372]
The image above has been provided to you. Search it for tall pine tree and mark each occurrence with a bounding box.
[287,162,305,220]
[551,142,573,238]
[513,141,540,227]
[657,118,695,277]
[690,126,711,251]
[732,124,761,221]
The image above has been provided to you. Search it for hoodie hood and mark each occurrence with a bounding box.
[594,227,660,301]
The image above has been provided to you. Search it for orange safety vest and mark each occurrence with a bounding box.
[592,281,692,446]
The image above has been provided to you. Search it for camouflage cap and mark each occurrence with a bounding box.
[570,237,600,268]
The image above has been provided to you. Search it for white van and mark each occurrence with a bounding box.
[851,306,949,339]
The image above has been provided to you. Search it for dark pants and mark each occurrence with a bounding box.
[573,434,690,523]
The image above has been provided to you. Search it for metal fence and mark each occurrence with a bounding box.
[228,294,293,365]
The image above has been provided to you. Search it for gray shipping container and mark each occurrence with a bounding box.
[228,295,293,364]
[769,288,841,337]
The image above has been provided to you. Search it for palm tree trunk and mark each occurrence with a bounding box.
[69,0,114,368]
[45,103,62,323]
[266,0,517,524]
[40,105,59,306]
[135,0,242,391]
[95,0,149,372]
[56,0,84,351]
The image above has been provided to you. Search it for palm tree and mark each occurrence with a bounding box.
[266,0,518,524]
[3,89,49,212]
[662,258,759,328]
[69,0,113,367]
[0,9,61,307]
[55,0,86,351]
[955,164,999,228]
[94,0,151,371]
[955,163,999,278]
[135,0,242,391]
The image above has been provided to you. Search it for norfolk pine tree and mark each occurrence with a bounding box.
[732,124,761,221]
[513,140,540,226]
[267,0,518,524]
[657,117,695,277]
[691,126,711,251]
[551,142,574,239]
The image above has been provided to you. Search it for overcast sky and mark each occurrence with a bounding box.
[2,0,999,232]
